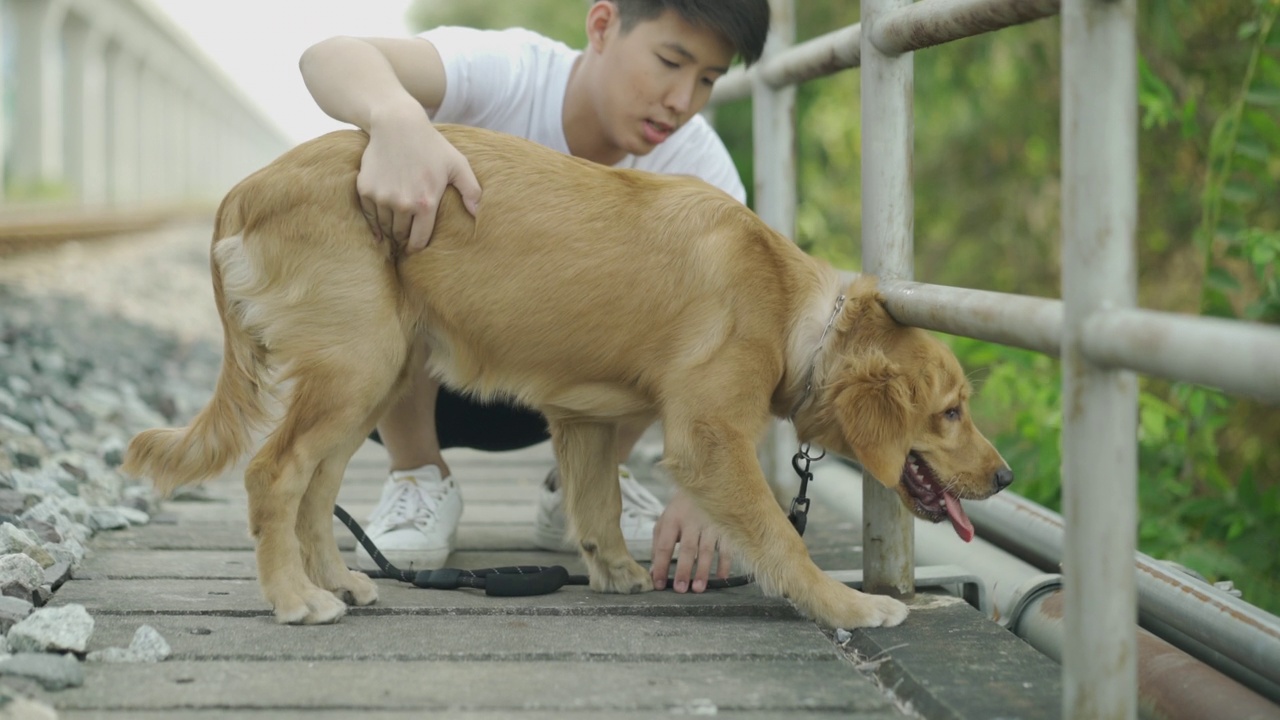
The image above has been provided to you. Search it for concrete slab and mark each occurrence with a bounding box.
[57,707,901,712]
[848,594,1062,720]
[51,578,801,618]
[85,614,837,661]
[48,659,897,714]
[159,499,539,525]
[88,523,539,552]
[77,550,587,580]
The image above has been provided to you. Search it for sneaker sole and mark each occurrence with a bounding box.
[353,530,456,572]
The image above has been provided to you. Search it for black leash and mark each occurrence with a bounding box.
[334,447,822,597]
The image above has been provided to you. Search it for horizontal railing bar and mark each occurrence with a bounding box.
[840,274,1280,403]
[843,274,1064,355]
[711,0,1061,107]
[872,0,1061,56]
[1082,308,1280,404]
[711,24,862,106]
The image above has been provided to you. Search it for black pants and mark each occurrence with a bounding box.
[368,387,550,452]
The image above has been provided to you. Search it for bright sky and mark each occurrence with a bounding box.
[145,0,417,145]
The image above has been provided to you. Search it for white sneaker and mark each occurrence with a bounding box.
[533,464,663,561]
[355,465,462,571]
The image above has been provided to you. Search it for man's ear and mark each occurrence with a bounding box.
[832,350,914,488]
[585,2,619,53]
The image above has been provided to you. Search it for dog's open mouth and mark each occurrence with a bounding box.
[901,451,975,543]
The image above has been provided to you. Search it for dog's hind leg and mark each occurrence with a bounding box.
[297,443,378,608]
[550,420,652,594]
[249,340,409,624]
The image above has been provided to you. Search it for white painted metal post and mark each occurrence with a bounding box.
[861,0,916,598]
[1061,0,1139,716]
[753,0,798,487]
[64,20,109,205]
[0,0,7,201]
[10,0,66,191]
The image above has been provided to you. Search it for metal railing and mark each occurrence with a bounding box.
[708,1,1280,718]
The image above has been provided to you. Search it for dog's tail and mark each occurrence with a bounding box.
[121,201,270,495]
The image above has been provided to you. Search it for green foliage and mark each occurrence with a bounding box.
[945,1,1280,613]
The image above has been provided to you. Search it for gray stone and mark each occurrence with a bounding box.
[113,506,150,526]
[0,652,84,691]
[88,507,131,531]
[23,519,60,544]
[43,538,87,569]
[0,596,34,634]
[86,625,170,664]
[0,554,44,602]
[0,524,54,568]
[44,561,72,590]
[0,489,35,515]
[0,686,59,720]
[7,603,94,654]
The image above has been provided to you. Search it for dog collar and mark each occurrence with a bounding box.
[789,293,846,420]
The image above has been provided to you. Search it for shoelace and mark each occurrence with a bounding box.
[372,479,445,529]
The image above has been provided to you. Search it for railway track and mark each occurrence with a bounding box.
[0,202,214,257]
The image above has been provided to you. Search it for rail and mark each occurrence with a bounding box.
[708,1,1280,718]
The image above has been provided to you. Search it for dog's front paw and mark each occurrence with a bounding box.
[270,585,349,625]
[800,579,909,629]
[589,558,654,594]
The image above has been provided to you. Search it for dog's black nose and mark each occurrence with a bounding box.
[993,467,1014,491]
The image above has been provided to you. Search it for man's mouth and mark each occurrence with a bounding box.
[901,451,975,542]
[642,119,674,145]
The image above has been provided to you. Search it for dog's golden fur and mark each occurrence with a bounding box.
[123,125,1009,628]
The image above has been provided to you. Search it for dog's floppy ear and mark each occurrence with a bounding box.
[832,350,914,489]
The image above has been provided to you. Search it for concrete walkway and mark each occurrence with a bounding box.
[44,439,1061,718]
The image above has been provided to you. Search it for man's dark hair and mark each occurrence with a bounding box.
[614,0,770,66]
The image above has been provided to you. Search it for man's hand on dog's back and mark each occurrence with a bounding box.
[358,113,481,253]
[301,36,482,252]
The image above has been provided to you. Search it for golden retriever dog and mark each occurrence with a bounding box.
[123,125,1012,629]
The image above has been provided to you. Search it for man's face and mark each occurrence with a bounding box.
[592,9,735,156]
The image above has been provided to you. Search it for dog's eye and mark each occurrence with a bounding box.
[943,407,962,421]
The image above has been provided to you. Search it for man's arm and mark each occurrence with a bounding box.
[299,37,479,252]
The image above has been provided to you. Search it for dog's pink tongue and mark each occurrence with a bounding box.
[944,492,975,543]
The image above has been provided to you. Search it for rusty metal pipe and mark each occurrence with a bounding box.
[1011,591,1280,720]
[967,491,1280,701]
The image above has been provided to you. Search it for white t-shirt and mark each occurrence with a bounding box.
[420,26,746,204]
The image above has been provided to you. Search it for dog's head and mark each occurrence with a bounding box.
[802,277,1012,542]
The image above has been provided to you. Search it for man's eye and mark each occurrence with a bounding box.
[657,56,679,69]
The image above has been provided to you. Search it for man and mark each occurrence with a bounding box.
[299,0,770,593]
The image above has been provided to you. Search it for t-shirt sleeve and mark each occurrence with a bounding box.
[639,116,747,205]
[418,27,535,127]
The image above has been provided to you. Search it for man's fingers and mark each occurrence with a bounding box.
[359,198,380,241]
[692,532,718,593]
[452,163,483,216]
[375,204,395,244]
[406,203,439,253]
[650,523,680,591]
[672,537,696,593]
[391,208,414,245]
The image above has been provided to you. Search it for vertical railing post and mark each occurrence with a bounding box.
[1061,0,1139,716]
[860,0,916,598]
[753,0,798,486]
